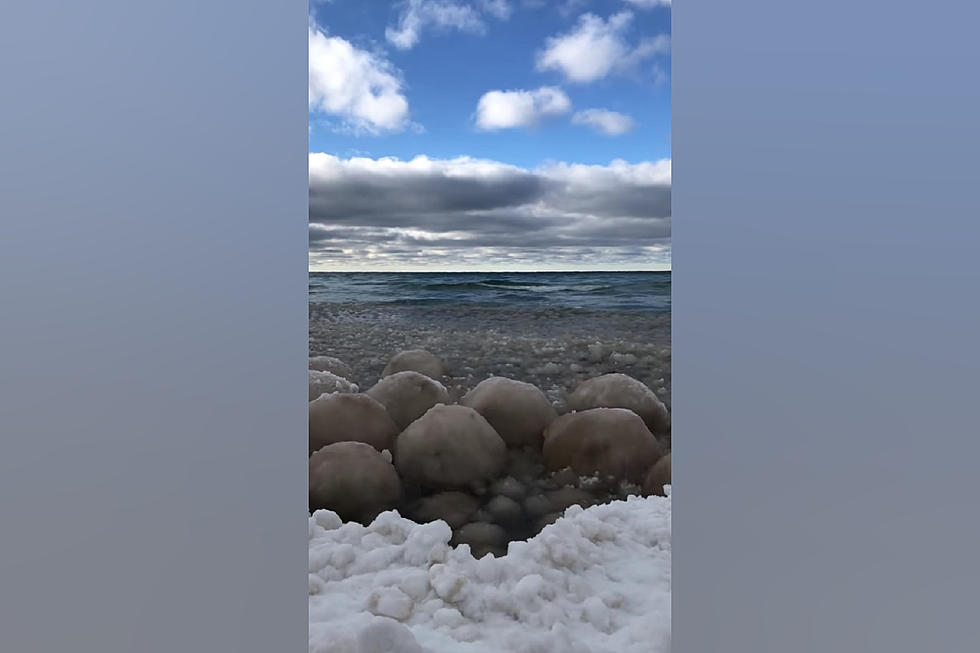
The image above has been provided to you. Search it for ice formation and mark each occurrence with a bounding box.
[309,369,358,402]
[383,349,446,379]
[643,454,671,497]
[309,442,402,523]
[309,355,354,380]
[409,492,480,529]
[461,376,557,448]
[367,371,450,431]
[395,405,507,490]
[566,373,671,436]
[309,392,399,455]
[309,492,671,653]
[542,408,665,484]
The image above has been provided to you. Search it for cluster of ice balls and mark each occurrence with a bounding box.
[309,349,671,556]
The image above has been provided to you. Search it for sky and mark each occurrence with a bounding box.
[309,0,671,272]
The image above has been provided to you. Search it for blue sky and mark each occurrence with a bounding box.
[309,0,671,271]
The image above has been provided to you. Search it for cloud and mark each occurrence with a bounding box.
[572,109,636,135]
[386,0,486,50]
[308,25,410,134]
[309,153,670,269]
[309,154,547,223]
[536,12,632,83]
[474,87,572,130]
[558,0,591,17]
[536,11,669,83]
[481,0,513,20]
[623,0,671,8]
[624,34,671,66]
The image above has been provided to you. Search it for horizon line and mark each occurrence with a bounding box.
[308,269,672,274]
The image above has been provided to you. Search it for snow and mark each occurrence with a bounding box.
[309,491,670,653]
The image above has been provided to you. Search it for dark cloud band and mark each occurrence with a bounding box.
[308,153,671,268]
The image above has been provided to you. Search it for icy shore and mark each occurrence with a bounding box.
[309,492,670,653]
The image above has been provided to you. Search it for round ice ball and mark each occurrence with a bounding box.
[522,493,554,518]
[452,522,506,549]
[309,392,399,456]
[566,373,670,435]
[382,349,445,379]
[309,441,401,523]
[545,487,595,512]
[395,405,506,490]
[490,476,526,501]
[366,371,450,431]
[460,376,557,449]
[309,369,358,402]
[486,495,522,523]
[542,407,664,484]
[309,355,353,380]
[643,453,671,497]
[409,491,479,529]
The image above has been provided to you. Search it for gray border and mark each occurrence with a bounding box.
[4,0,980,651]
[0,2,309,651]
[673,1,980,651]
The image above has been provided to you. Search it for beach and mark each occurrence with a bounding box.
[308,271,671,653]
[309,272,671,412]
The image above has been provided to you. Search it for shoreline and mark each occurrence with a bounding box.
[308,300,673,652]
[310,302,671,412]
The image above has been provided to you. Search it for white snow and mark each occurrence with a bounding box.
[309,491,670,653]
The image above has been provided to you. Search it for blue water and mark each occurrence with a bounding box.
[309,271,670,313]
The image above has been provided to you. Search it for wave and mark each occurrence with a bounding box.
[416,279,551,291]
[477,279,550,288]
[308,271,670,313]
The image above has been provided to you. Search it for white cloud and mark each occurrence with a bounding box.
[558,0,590,17]
[542,158,670,191]
[572,109,636,135]
[623,0,671,8]
[386,0,486,50]
[475,87,572,130]
[625,33,671,66]
[481,0,513,20]
[536,11,669,83]
[537,11,632,83]
[308,25,411,134]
